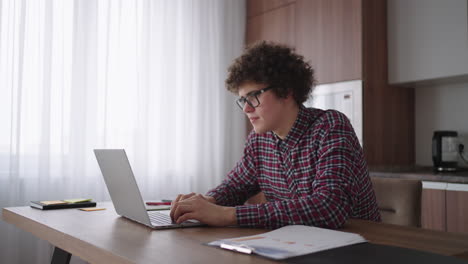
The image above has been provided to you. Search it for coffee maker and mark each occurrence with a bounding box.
[432,131,458,171]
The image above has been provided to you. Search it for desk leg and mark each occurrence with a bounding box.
[51,247,71,264]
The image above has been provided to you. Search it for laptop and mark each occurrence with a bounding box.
[94,149,203,229]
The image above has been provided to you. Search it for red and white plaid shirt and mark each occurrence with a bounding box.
[207,106,381,229]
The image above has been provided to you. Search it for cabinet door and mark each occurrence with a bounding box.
[295,0,362,84]
[446,184,468,234]
[387,0,468,84]
[421,182,447,231]
[247,0,296,18]
[246,3,296,46]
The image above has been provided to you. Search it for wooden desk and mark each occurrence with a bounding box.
[2,202,468,264]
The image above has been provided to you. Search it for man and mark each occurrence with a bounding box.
[170,41,381,229]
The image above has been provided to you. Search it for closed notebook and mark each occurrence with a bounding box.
[30,199,96,210]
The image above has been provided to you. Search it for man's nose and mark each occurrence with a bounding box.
[243,103,254,113]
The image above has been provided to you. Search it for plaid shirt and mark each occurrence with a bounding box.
[207,106,381,229]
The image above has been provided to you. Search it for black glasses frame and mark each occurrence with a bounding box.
[236,86,274,110]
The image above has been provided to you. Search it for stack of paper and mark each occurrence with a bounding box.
[208,225,367,260]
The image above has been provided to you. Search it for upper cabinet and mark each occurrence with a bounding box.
[246,3,296,46]
[387,0,468,85]
[296,0,362,84]
[247,0,296,18]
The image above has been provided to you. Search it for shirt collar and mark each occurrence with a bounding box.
[272,105,317,152]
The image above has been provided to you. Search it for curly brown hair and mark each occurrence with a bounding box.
[226,41,315,105]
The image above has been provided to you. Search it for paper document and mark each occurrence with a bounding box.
[207,225,367,260]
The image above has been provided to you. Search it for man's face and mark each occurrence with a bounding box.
[237,82,287,134]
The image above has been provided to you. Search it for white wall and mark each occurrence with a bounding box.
[415,81,468,167]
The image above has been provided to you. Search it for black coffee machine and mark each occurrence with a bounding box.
[432,131,458,172]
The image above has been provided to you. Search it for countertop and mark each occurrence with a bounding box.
[370,167,468,184]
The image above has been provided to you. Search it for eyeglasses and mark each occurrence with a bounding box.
[236,86,274,110]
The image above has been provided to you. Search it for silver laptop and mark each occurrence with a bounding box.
[94,149,203,229]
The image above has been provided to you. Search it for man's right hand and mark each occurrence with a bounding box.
[169,193,215,221]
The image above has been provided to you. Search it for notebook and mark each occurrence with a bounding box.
[30,200,96,210]
[94,149,203,229]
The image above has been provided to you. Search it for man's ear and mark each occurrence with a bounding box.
[285,91,299,106]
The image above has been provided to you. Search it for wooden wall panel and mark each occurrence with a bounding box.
[295,0,362,84]
[446,190,468,234]
[247,0,296,18]
[246,3,296,46]
[361,0,414,170]
[421,189,446,231]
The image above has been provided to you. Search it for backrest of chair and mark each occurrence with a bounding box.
[371,177,422,227]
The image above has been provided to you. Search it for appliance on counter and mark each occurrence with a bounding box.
[432,131,459,172]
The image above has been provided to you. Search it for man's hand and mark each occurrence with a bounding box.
[170,193,237,226]
[169,193,215,220]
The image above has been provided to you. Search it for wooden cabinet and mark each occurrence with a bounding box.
[387,0,468,85]
[246,3,296,46]
[446,184,468,234]
[421,184,446,231]
[361,0,415,170]
[295,0,362,84]
[247,0,296,18]
[422,182,468,234]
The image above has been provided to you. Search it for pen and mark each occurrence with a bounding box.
[146,202,172,206]
[220,243,253,254]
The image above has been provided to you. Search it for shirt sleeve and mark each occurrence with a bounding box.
[234,119,360,229]
[205,132,260,206]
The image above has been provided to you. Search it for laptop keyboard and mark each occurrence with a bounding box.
[148,211,174,225]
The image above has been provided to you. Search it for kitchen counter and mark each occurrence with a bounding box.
[370,167,468,184]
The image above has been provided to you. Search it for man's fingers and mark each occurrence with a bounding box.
[171,193,197,220]
[181,192,196,201]
[176,212,196,224]
[184,194,202,202]
[170,204,177,220]
[173,203,192,222]
[170,194,184,219]
[170,193,208,222]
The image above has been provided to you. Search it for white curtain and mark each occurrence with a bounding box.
[0,0,246,263]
